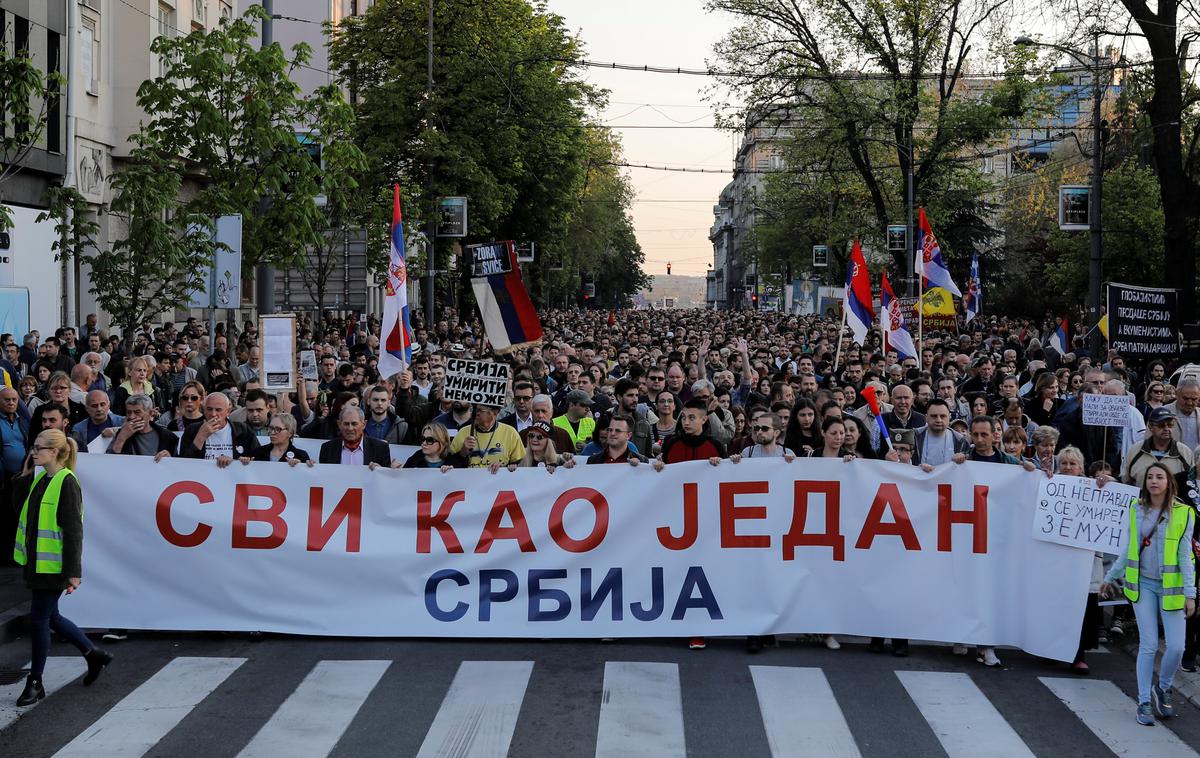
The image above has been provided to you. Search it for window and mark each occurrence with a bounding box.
[14,15,29,56]
[80,18,100,95]
[981,156,994,174]
[47,31,61,153]
[219,1,232,23]
[193,0,208,28]
[157,3,176,78]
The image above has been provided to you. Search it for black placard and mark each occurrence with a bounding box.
[1107,282,1180,357]
[468,241,514,278]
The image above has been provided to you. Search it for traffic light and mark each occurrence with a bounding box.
[751,292,759,308]
[667,262,672,275]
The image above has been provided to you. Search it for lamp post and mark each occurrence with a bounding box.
[1015,32,1107,358]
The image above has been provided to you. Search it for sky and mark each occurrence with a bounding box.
[544,0,738,278]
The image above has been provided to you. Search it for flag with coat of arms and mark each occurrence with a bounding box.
[378,184,413,379]
[844,239,874,346]
[880,270,918,361]
[917,208,962,297]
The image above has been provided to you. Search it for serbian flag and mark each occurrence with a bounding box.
[880,271,918,361]
[470,242,543,354]
[378,184,413,379]
[844,239,874,346]
[917,208,962,297]
[861,384,891,450]
[1049,317,1069,355]
[964,251,982,323]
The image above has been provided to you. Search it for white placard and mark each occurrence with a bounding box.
[442,358,510,406]
[1033,475,1135,555]
[299,350,318,381]
[260,315,296,392]
[1082,393,1129,427]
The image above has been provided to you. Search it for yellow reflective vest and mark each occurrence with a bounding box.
[13,468,78,574]
[1123,498,1194,611]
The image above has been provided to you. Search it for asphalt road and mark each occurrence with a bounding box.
[1,633,1199,757]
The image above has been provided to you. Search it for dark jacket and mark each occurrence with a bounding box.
[299,415,340,440]
[180,419,260,459]
[106,424,178,456]
[587,446,649,464]
[911,427,972,465]
[403,448,467,469]
[318,436,391,466]
[365,411,409,445]
[11,470,83,591]
[661,432,726,463]
[28,401,87,444]
[252,443,311,463]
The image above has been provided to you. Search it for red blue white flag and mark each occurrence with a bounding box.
[964,251,982,323]
[379,184,413,379]
[917,208,962,297]
[470,242,543,354]
[880,270,918,361]
[1049,317,1069,355]
[844,239,874,346]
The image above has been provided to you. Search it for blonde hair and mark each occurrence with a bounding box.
[37,429,78,471]
[1057,445,1085,471]
[521,435,560,467]
[422,422,451,455]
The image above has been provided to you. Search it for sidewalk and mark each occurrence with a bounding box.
[1115,630,1200,708]
[0,565,29,642]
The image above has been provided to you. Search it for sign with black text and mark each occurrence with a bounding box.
[443,358,510,406]
[468,241,515,278]
[1033,475,1134,555]
[1082,393,1130,427]
[1106,282,1180,357]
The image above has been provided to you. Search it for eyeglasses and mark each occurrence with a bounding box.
[421,437,439,445]
[527,434,546,441]
[267,426,288,433]
[181,395,201,401]
[32,445,55,452]
[752,425,774,433]
[514,395,533,401]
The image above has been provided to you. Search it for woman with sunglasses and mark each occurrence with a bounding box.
[158,382,206,432]
[403,422,464,472]
[510,420,575,472]
[242,414,313,467]
[1141,382,1168,420]
[12,429,112,706]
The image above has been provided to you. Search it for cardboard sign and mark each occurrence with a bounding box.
[260,314,296,392]
[1033,475,1135,556]
[1082,393,1129,427]
[299,350,318,381]
[443,358,510,406]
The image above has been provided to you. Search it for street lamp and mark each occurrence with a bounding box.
[1014,33,1108,358]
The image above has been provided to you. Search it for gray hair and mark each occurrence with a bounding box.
[1179,377,1200,393]
[531,393,553,410]
[272,413,297,436]
[1031,425,1060,446]
[339,404,366,423]
[125,394,155,412]
[691,379,715,394]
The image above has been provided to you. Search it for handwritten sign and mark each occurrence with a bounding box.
[1033,475,1135,555]
[442,358,510,406]
[1082,393,1130,427]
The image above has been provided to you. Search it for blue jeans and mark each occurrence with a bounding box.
[30,589,92,677]
[1132,577,1187,703]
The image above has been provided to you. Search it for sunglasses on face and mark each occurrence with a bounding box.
[527,434,547,441]
[752,425,774,433]
[421,437,438,445]
[181,395,201,401]
[32,445,56,453]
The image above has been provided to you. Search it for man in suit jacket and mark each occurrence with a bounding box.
[318,404,392,468]
[180,392,259,462]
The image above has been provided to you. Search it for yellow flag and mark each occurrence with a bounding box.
[1098,314,1108,339]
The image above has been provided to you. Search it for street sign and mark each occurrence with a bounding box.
[188,214,243,309]
[1058,186,1091,231]
[812,245,829,267]
[437,197,468,237]
[886,225,907,253]
[516,241,535,263]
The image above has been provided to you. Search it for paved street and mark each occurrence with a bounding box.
[2,633,1199,757]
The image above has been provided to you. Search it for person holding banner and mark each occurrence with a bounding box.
[515,421,575,470]
[243,415,313,467]
[12,429,112,706]
[1101,463,1197,725]
[449,403,525,472]
[402,423,463,471]
[180,393,258,467]
[811,416,854,462]
[318,405,393,468]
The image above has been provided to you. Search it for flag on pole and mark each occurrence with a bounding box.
[861,384,892,451]
[880,271,918,361]
[964,251,982,323]
[917,208,962,297]
[1049,317,1069,354]
[844,239,874,346]
[378,184,413,379]
[470,242,544,354]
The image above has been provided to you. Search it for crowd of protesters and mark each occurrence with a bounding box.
[2,305,1197,722]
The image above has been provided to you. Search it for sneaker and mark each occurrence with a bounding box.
[1153,684,1175,718]
[1110,619,1125,637]
[978,648,1001,667]
[1098,633,1109,645]
[823,635,841,650]
[952,644,970,656]
[688,637,706,650]
[1136,701,1155,726]
[101,629,128,642]
[1182,659,1197,673]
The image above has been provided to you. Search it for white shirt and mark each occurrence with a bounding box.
[921,430,955,466]
[340,441,365,466]
[204,425,234,460]
[1179,409,1200,452]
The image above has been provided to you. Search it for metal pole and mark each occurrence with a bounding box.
[423,0,436,328]
[1088,34,1104,358]
[255,0,276,316]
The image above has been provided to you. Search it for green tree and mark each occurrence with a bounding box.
[0,41,65,232]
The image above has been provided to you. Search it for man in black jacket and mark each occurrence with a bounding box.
[106,394,177,460]
[318,405,392,468]
[180,392,259,463]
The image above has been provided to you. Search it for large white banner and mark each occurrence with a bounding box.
[67,456,1094,661]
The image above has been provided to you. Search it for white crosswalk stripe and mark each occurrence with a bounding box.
[53,656,246,758]
[415,660,533,758]
[897,671,1034,758]
[0,657,84,730]
[238,660,390,758]
[596,661,686,758]
[750,665,861,758]
[1040,677,1200,758]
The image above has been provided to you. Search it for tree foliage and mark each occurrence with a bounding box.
[0,41,64,232]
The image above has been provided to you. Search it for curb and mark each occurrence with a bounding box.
[1115,634,1200,709]
[0,601,29,644]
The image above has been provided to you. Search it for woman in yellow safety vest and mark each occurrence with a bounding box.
[11,429,112,707]
[1101,462,1197,727]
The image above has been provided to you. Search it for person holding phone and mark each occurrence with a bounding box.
[12,429,112,706]
[1100,462,1197,726]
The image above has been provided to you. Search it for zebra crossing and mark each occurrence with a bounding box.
[1,653,1199,757]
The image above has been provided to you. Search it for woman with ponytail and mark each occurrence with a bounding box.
[11,429,112,706]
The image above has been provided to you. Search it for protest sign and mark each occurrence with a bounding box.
[299,350,317,381]
[1082,393,1129,428]
[260,314,296,392]
[68,456,1092,661]
[1033,475,1134,555]
[1107,282,1180,357]
[442,358,510,406]
[467,241,515,277]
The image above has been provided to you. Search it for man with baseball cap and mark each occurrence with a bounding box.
[553,389,596,453]
[1122,406,1193,487]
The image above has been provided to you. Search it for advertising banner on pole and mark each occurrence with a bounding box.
[67,456,1094,661]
